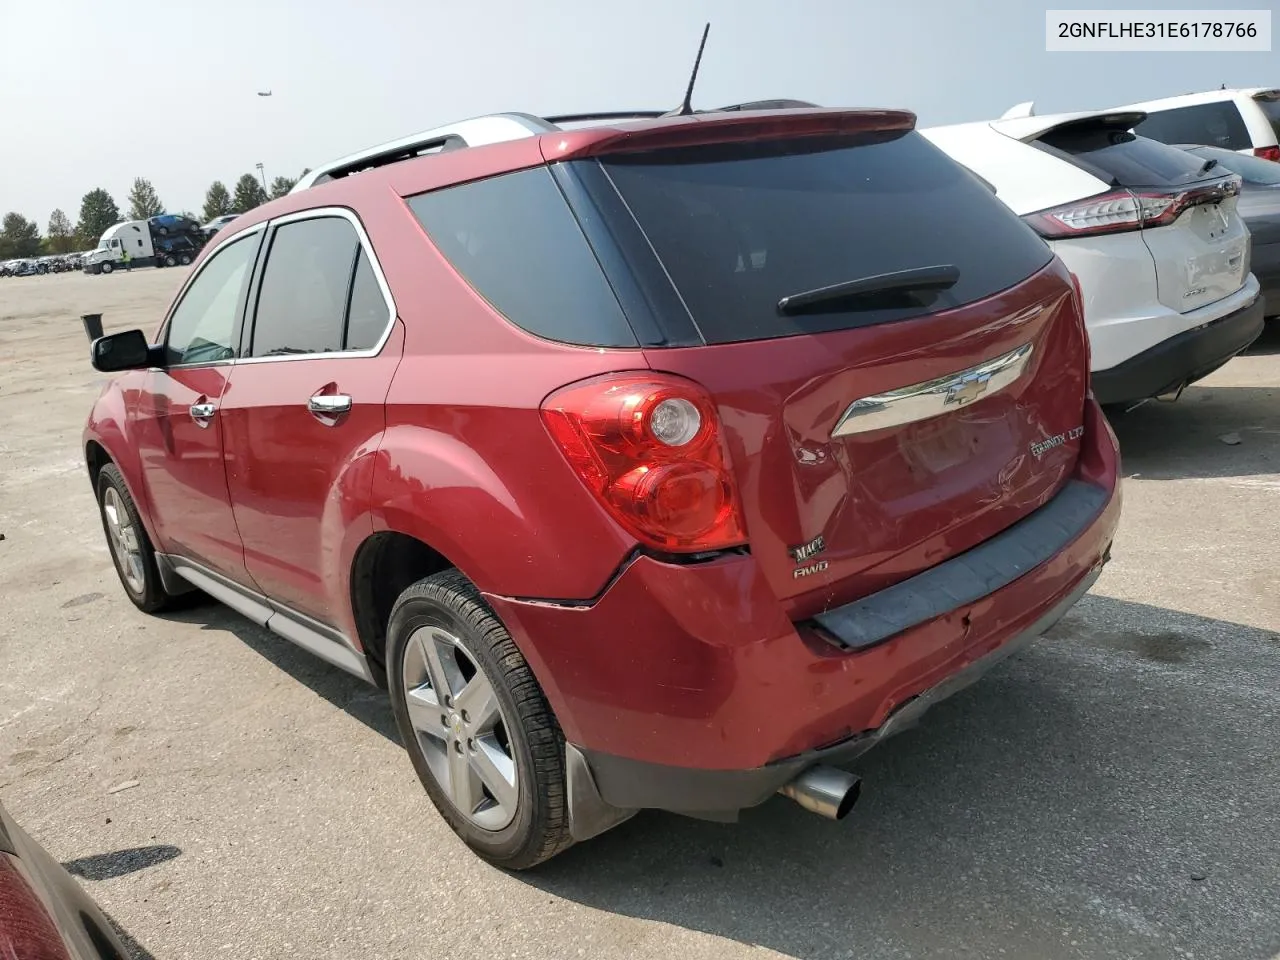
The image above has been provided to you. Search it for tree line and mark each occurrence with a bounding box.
[0,169,309,260]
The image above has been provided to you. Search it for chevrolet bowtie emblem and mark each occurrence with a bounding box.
[944,375,990,406]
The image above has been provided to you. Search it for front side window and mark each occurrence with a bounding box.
[165,233,259,365]
[249,216,379,358]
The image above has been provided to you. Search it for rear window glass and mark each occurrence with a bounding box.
[1132,102,1251,151]
[1035,126,1218,188]
[408,168,637,348]
[597,132,1053,344]
[1185,145,1280,185]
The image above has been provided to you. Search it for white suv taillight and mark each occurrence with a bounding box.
[1023,176,1242,240]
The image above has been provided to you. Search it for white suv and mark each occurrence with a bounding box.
[923,108,1265,408]
[1108,88,1280,163]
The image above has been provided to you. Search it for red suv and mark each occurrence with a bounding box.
[84,106,1121,869]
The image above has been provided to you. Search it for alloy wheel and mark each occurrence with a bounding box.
[102,487,145,595]
[401,626,519,831]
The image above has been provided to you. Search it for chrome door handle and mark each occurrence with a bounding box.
[190,402,216,427]
[307,394,352,415]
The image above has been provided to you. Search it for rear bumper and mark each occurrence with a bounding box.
[486,401,1121,816]
[1091,289,1265,405]
[1254,241,1280,317]
[577,564,1102,818]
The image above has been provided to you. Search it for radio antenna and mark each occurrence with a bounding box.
[666,23,711,117]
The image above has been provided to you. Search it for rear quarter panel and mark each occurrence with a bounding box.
[364,188,644,599]
[1050,232,1161,369]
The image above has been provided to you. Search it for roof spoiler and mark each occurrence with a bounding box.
[1000,101,1036,119]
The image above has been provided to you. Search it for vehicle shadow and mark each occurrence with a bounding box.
[157,604,401,745]
[1244,320,1280,356]
[105,912,159,960]
[63,844,181,881]
[517,595,1280,960]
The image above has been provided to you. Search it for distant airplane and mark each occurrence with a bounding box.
[257,90,272,97]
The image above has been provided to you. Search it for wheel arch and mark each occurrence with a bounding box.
[345,528,564,716]
[348,530,458,685]
[83,418,161,552]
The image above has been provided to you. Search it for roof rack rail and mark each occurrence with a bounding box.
[291,100,825,195]
[711,99,822,111]
[545,110,665,124]
[289,112,556,194]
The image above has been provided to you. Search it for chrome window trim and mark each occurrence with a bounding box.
[831,342,1035,437]
[235,205,399,365]
[160,223,267,371]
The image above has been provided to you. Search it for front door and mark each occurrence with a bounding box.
[133,228,263,584]
[220,213,401,626]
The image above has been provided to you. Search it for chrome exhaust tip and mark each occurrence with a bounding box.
[778,765,861,820]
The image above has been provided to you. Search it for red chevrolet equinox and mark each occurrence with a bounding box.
[83,106,1121,868]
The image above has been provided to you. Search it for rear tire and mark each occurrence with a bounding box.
[386,569,573,870]
[96,464,174,613]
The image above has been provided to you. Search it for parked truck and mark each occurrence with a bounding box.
[83,216,205,274]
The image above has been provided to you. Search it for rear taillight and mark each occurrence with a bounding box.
[1023,177,1242,240]
[541,374,748,553]
[1253,145,1280,163]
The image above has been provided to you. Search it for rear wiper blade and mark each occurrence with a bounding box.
[777,264,960,315]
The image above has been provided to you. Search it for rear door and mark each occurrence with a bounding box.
[1033,124,1249,313]
[220,210,402,626]
[581,130,1089,616]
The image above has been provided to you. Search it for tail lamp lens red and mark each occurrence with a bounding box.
[1023,177,1243,240]
[1254,145,1280,163]
[541,375,748,552]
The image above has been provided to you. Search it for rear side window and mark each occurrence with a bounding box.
[1133,102,1251,151]
[1256,96,1280,142]
[248,216,393,358]
[407,168,637,348]
[597,132,1054,344]
[345,250,390,351]
[251,217,357,357]
[1035,126,1222,188]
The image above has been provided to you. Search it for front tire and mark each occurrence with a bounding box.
[100,261,113,274]
[387,569,573,869]
[96,464,173,613]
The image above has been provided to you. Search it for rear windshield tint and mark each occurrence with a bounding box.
[1035,126,1217,188]
[407,167,637,348]
[597,132,1053,344]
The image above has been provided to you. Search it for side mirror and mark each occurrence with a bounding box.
[91,329,157,372]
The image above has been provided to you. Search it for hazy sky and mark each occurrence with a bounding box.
[0,0,1273,227]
